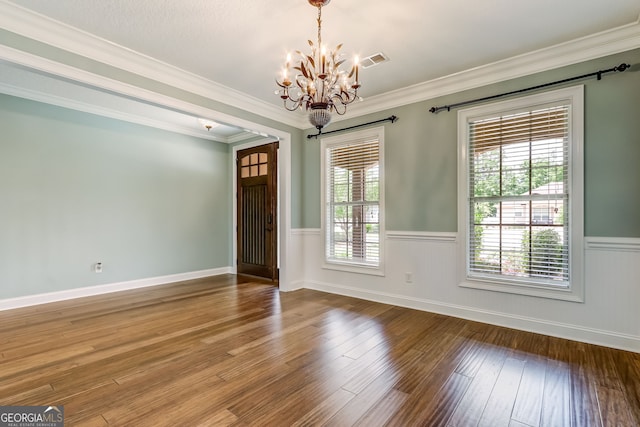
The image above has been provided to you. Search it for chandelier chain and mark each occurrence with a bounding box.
[317,6,322,49]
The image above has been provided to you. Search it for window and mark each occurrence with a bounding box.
[458,86,584,301]
[321,127,384,275]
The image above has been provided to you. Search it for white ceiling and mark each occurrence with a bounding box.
[2,0,640,139]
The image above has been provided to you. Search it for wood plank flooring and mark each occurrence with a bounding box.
[0,274,639,426]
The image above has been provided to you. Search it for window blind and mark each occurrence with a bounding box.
[326,139,380,265]
[468,105,570,286]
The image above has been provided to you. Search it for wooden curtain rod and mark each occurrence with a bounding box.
[429,63,631,114]
[307,115,398,139]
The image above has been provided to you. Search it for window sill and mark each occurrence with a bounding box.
[459,276,584,302]
[323,260,385,277]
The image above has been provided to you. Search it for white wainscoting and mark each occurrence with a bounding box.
[293,229,640,353]
[0,267,232,311]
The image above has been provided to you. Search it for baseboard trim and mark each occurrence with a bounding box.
[304,280,640,353]
[285,280,306,292]
[0,267,232,312]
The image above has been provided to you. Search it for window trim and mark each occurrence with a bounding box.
[457,85,584,302]
[321,126,385,276]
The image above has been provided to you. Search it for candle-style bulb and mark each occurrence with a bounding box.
[354,55,360,83]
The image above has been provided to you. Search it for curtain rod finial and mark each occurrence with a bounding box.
[616,63,630,72]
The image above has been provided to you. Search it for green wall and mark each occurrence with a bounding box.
[1,27,306,227]
[0,94,231,299]
[301,48,640,237]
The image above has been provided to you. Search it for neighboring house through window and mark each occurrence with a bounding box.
[457,86,584,301]
[321,126,385,275]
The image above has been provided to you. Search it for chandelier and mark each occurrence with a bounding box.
[275,0,361,131]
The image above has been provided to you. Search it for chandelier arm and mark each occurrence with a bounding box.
[283,89,303,105]
[283,101,303,112]
[330,90,357,107]
[283,94,310,111]
[330,100,348,115]
[295,75,308,92]
[345,91,358,104]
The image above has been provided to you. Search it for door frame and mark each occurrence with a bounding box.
[236,142,279,280]
[232,136,290,289]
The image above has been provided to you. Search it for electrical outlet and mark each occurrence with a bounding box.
[405,272,413,283]
[94,262,103,273]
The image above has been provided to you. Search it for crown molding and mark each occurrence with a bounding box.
[342,16,640,120]
[0,80,238,143]
[0,0,304,129]
[0,0,638,130]
[0,44,293,143]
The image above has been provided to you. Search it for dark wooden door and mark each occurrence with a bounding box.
[237,142,278,280]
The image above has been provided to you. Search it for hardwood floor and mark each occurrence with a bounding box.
[1,274,639,426]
